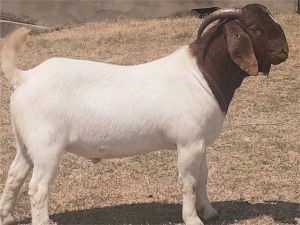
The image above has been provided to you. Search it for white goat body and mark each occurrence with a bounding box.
[12,47,224,159]
[1,28,223,225]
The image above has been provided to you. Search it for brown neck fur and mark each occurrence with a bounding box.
[190,21,249,113]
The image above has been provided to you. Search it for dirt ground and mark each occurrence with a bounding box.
[0,13,299,225]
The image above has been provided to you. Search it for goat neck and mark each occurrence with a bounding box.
[190,20,248,113]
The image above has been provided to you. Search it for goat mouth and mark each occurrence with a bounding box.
[269,52,288,65]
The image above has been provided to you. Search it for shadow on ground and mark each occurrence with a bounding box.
[21,200,299,224]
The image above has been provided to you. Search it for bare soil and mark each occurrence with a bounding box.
[0,14,299,225]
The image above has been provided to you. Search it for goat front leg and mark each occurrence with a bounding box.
[178,141,205,225]
[0,132,32,225]
[195,148,218,221]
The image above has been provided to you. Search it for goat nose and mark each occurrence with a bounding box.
[282,43,289,54]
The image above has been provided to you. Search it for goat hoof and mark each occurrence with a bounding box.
[31,219,55,225]
[204,206,218,221]
[31,221,50,225]
[184,216,204,225]
[197,204,219,221]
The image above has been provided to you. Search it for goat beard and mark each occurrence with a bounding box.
[258,58,271,76]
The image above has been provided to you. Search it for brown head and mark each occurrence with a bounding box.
[190,3,289,112]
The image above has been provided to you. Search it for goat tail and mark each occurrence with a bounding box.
[2,27,30,88]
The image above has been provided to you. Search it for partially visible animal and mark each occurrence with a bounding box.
[0,3,288,225]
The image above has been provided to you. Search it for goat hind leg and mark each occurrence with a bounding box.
[28,145,63,225]
[0,134,32,225]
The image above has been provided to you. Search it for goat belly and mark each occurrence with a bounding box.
[65,135,177,159]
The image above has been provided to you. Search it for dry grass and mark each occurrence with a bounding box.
[0,14,299,225]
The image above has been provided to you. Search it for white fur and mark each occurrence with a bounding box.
[1,30,224,225]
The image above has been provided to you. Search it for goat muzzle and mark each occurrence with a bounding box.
[269,48,289,65]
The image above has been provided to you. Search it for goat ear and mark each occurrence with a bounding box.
[224,21,258,76]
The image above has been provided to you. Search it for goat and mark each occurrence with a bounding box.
[0,3,288,225]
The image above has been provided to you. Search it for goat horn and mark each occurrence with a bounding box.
[198,8,243,37]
